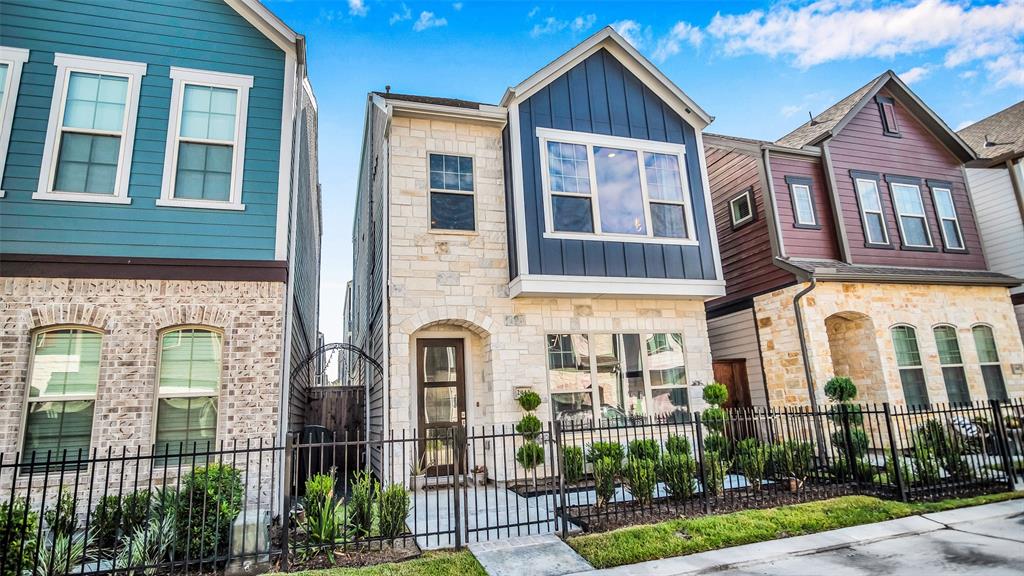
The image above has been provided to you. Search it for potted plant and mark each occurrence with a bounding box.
[410,454,428,491]
[471,464,487,486]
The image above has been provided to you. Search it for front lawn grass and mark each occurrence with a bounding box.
[278,551,486,576]
[568,492,1023,569]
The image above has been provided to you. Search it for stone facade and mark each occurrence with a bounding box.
[384,114,714,434]
[753,281,1024,406]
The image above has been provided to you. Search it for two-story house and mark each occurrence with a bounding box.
[958,102,1024,342]
[704,71,1023,410]
[349,27,725,468]
[0,0,321,467]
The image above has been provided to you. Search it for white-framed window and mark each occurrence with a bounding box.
[933,325,970,404]
[972,324,1007,401]
[888,178,933,248]
[546,331,690,424]
[154,326,222,463]
[537,127,696,245]
[852,172,890,246]
[157,67,252,211]
[785,176,818,227]
[21,327,102,469]
[0,46,30,198]
[928,182,965,251]
[34,53,147,204]
[428,153,475,231]
[891,324,929,408]
[729,188,754,227]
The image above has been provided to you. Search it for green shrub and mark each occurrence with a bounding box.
[175,464,243,559]
[516,414,543,440]
[44,489,77,538]
[516,389,542,412]
[875,456,916,488]
[623,458,657,507]
[703,433,730,456]
[768,441,813,480]
[829,456,875,482]
[627,439,660,461]
[702,407,727,433]
[658,453,696,500]
[592,457,618,507]
[824,376,858,403]
[702,382,729,407]
[350,470,376,537]
[736,439,770,490]
[702,451,730,496]
[562,446,585,484]
[516,441,545,470]
[830,428,869,458]
[303,473,348,544]
[376,483,409,542]
[587,442,624,467]
[1,496,39,576]
[827,403,865,426]
[92,490,152,550]
[665,434,691,456]
[910,444,941,485]
[914,420,972,480]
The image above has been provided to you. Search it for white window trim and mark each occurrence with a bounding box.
[157,67,252,211]
[34,53,147,204]
[930,186,965,250]
[855,178,889,245]
[790,183,817,226]
[426,151,477,234]
[537,126,698,246]
[889,182,934,248]
[0,46,30,198]
[151,326,223,456]
[729,189,753,227]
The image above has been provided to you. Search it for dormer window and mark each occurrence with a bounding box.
[538,127,696,245]
[876,95,900,137]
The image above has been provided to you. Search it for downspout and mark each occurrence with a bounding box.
[793,278,818,407]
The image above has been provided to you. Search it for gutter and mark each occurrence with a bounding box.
[793,279,819,408]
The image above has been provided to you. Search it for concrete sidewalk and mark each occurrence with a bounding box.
[564,499,1024,576]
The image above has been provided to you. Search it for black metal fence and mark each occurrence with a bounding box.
[2,399,1021,575]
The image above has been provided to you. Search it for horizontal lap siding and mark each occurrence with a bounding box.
[0,0,284,261]
[966,167,1024,294]
[707,308,767,407]
[829,89,985,269]
[705,144,792,309]
[518,48,715,280]
[770,152,840,260]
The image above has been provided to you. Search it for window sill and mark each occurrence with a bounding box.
[792,222,822,230]
[543,231,699,246]
[155,198,246,211]
[33,191,132,204]
[899,244,938,253]
[428,228,478,236]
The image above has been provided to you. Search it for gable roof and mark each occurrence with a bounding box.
[372,91,491,110]
[226,0,302,55]
[500,26,713,129]
[957,100,1024,165]
[775,70,975,162]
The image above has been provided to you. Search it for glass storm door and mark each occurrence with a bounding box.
[417,339,466,476]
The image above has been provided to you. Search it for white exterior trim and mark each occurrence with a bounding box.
[224,0,299,54]
[275,53,298,259]
[388,98,506,126]
[889,181,934,248]
[509,101,531,277]
[510,274,726,299]
[35,53,147,204]
[693,129,726,283]
[729,189,754,227]
[0,46,29,198]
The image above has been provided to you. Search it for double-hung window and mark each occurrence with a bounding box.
[35,54,146,204]
[538,127,695,243]
[928,181,965,251]
[887,177,933,248]
[972,325,1007,401]
[0,46,29,198]
[933,325,970,404]
[851,171,890,246]
[892,325,929,407]
[22,328,102,469]
[159,67,252,210]
[429,153,475,231]
[154,327,222,463]
[785,176,818,228]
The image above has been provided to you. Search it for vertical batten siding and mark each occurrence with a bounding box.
[707,308,768,407]
[517,48,715,280]
[966,167,1024,296]
[0,0,284,261]
[770,151,841,260]
[828,90,985,268]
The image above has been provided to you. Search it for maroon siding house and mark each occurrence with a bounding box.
[703,71,1023,410]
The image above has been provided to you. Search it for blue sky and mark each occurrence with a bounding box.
[264,0,1024,355]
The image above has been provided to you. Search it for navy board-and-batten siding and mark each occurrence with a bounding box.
[514,48,716,281]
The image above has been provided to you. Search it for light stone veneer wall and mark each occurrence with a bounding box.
[384,115,714,438]
[754,281,1024,407]
[0,277,285,505]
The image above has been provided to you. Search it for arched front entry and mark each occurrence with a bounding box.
[824,311,887,402]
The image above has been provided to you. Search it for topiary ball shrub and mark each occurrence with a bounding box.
[665,434,691,456]
[702,407,728,433]
[702,382,729,407]
[516,441,545,470]
[627,438,660,461]
[703,433,731,456]
[586,442,624,468]
[516,389,542,412]
[824,376,858,403]
[830,428,869,458]
[516,414,543,440]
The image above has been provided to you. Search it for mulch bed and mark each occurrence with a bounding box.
[283,536,421,571]
[507,477,595,498]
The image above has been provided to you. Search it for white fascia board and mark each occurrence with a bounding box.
[509,274,726,300]
[226,0,299,54]
[388,99,507,127]
[694,129,725,282]
[274,53,298,260]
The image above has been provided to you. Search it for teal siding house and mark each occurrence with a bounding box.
[0,0,321,466]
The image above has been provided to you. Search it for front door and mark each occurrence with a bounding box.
[417,338,466,476]
[713,359,752,409]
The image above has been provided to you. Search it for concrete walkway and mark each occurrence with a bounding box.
[565,499,1024,576]
[469,534,593,576]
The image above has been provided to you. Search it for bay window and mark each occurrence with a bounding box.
[539,127,695,243]
[155,327,222,462]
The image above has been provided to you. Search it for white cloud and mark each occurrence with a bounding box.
[955,119,977,131]
[611,19,646,49]
[958,70,978,79]
[453,2,463,10]
[705,0,1024,87]
[652,21,704,62]
[530,13,597,37]
[390,3,412,25]
[348,0,367,17]
[898,65,931,84]
[527,6,539,18]
[413,11,448,31]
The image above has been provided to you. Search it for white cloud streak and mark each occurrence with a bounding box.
[413,11,448,31]
[652,21,704,63]
[611,19,646,49]
[530,13,597,37]
[898,65,931,84]
[389,3,412,25]
[348,0,367,17]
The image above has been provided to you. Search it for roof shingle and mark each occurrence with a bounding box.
[957,100,1024,162]
[775,73,885,149]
